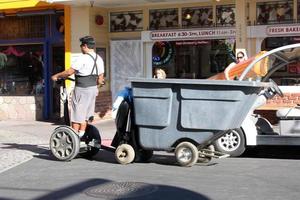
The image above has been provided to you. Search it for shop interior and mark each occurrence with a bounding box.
[152,39,236,79]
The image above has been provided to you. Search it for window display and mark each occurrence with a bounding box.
[216,5,235,27]
[0,44,44,95]
[182,6,213,28]
[257,1,293,25]
[149,8,178,30]
[110,11,143,32]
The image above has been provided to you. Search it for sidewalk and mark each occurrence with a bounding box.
[0,119,116,173]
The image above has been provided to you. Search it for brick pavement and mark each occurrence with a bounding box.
[0,119,116,174]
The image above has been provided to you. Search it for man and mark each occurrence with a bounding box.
[51,36,104,138]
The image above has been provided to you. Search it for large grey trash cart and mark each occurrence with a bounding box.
[130,78,269,166]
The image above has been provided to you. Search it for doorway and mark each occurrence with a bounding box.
[51,46,65,119]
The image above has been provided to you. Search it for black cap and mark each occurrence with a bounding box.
[79,36,95,46]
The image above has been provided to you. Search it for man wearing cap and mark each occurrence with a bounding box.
[51,36,105,138]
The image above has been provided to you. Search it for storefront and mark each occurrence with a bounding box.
[141,28,236,79]
[0,4,65,120]
[248,23,300,85]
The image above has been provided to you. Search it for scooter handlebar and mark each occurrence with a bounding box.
[56,77,75,83]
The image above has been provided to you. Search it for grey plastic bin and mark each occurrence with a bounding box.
[131,78,269,151]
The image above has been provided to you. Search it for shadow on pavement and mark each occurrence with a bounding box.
[0,179,211,199]
[28,178,210,200]
[2,142,219,167]
[34,150,219,168]
[242,145,300,159]
[1,143,48,155]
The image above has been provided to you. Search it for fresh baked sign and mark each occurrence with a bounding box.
[267,25,300,35]
[150,28,236,40]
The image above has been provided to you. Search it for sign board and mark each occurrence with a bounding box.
[150,28,236,40]
[267,25,300,36]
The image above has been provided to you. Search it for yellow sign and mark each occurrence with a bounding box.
[0,0,40,9]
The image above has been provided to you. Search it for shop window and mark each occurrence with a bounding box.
[216,5,235,27]
[256,1,293,25]
[110,11,143,32]
[261,37,295,51]
[152,39,235,79]
[149,8,178,30]
[182,6,213,28]
[261,37,300,85]
[0,16,45,40]
[0,45,44,95]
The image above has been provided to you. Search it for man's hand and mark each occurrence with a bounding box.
[98,74,105,86]
[51,68,75,82]
[51,75,58,81]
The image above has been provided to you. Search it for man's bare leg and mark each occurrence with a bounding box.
[71,122,87,138]
[72,122,80,132]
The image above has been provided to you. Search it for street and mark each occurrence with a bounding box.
[0,146,300,200]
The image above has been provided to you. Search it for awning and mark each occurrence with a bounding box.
[0,0,41,9]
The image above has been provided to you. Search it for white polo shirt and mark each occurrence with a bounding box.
[72,52,104,76]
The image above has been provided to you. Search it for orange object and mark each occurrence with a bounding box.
[208,51,268,80]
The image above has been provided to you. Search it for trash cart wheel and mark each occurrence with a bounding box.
[175,142,199,167]
[50,126,80,161]
[115,144,135,165]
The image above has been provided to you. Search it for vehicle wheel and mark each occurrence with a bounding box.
[50,126,80,161]
[214,128,245,157]
[198,145,214,163]
[115,144,135,164]
[80,125,101,158]
[175,142,199,167]
[135,149,153,162]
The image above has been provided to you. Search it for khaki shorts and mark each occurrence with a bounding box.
[70,86,98,123]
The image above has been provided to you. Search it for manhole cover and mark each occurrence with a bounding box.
[85,182,158,199]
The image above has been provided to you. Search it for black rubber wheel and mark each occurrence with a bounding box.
[175,142,199,167]
[115,144,135,165]
[135,149,153,162]
[214,128,246,157]
[80,124,101,158]
[50,126,80,161]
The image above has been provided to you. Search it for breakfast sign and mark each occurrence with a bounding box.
[150,28,236,40]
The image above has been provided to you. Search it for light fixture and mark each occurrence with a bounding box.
[90,1,94,7]
[185,13,191,20]
[16,9,56,17]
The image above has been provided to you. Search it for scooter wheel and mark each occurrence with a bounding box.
[115,144,135,165]
[50,126,80,161]
[175,142,199,167]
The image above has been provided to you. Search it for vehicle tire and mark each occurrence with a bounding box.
[115,144,135,164]
[80,125,101,158]
[135,149,153,162]
[50,126,80,161]
[214,128,245,157]
[175,142,199,167]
